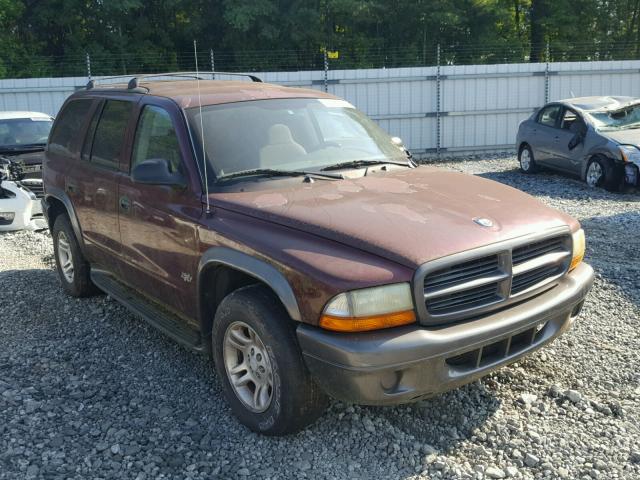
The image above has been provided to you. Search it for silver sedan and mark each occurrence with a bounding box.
[516,96,640,191]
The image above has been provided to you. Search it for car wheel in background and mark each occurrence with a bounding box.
[212,284,328,436]
[52,215,98,297]
[518,144,537,173]
[585,156,622,192]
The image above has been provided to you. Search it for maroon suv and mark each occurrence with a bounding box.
[42,74,594,435]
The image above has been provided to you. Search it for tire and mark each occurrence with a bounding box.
[212,285,328,435]
[585,156,623,192]
[52,215,98,297]
[518,144,537,173]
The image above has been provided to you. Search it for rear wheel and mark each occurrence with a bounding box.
[52,215,97,297]
[212,285,328,435]
[518,144,537,173]
[585,156,622,192]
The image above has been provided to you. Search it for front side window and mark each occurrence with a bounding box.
[538,105,561,128]
[131,105,182,173]
[185,98,405,181]
[91,100,134,169]
[49,100,93,155]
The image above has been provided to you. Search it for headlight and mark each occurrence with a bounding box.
[570,228,585,271]
[319,283,416,332]
[619,145,640,164]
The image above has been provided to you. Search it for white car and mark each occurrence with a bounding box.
[0,111,53,231]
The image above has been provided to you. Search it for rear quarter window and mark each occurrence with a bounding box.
[49,99,93,156]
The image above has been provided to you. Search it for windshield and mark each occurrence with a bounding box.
[0,117,53,149]
[587,104,640,131]
[185,98,406,181]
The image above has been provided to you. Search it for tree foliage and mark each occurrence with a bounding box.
[1,0,640,77]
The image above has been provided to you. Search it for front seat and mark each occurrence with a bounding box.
[260,124,307,168]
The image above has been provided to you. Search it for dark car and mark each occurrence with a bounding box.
[516,96,640,191]
[42,73,594,435]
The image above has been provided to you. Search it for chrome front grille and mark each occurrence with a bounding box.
[415,231,572,325]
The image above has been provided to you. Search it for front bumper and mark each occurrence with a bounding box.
[298,262,594,405]
[0,181,46,232]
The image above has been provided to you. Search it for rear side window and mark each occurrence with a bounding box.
[91,100,134,169]
[131,105,182,173]
[49,99,93,155]
[538,105,561,128]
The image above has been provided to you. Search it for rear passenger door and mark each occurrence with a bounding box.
[72,97,137,272]
[117,99,202,322]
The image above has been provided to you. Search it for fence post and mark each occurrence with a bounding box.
[85,52,92,81]
[436,44,441,157]
[323,50,329,93]
[210,49,215,79]
[544,42,550,103]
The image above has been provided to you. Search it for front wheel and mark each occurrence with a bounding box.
[585,156,622,192]
[212,285,328,435]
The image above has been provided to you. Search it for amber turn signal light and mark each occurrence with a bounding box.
[319,310,416,333]
[569,228,585,271]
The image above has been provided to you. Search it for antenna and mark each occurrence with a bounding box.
[194,40,211,214]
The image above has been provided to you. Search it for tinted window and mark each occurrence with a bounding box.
[49,100,93,155]
[131,105,182,173]
[81,102,102,162]
[538,105,561,128]
[91,100,133,169]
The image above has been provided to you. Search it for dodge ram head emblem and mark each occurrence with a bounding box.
[473,217,494,228]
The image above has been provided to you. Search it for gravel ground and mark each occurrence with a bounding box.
[1,156,639,480]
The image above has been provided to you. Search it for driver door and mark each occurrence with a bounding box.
[546,107,586,174]
[117,100,203,322]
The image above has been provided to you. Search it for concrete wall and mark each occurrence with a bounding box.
[2,60,639,155]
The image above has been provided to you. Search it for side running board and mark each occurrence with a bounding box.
[91,269,204,353]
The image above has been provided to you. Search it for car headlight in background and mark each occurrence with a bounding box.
[619,145,640,164]
[570,228,585,271]
[319,283,416,332]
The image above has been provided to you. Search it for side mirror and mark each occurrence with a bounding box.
[131,158,186,187]
[568,122,587,150]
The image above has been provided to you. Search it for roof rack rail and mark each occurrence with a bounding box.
[85,71,262,90]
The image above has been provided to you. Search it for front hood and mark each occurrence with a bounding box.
[600,128,640,146]
[2,150,45,166]
[211,167,578,268]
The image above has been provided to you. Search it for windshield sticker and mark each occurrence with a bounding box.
[318,99,355,109]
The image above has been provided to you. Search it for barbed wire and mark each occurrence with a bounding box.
[2,42,640,79]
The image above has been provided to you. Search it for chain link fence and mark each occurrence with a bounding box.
[4,41,640,80]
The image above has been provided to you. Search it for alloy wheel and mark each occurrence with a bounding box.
[223,321,274,413]
[586,161,603,187]
[520,148,531,170]
[57,231,74,283]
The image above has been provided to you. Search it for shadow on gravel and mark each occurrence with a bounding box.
[369,381,501,452]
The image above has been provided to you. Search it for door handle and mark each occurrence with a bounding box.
[119,196,130,211]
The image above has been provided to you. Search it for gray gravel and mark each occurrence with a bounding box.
[1,155,639,479]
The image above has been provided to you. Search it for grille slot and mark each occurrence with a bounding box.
[424,256,500,292]
[512,237,566,265]
[512,264,563,295]
[419,233,571,325]
[427,283,501,315]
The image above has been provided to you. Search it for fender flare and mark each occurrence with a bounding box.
[581,148,621,180]
[43,186,86,253]
[197,246,302,322]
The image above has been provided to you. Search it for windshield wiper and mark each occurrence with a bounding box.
[0,144,45,152]
[216,168,343,182]
[320,159,412,171]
